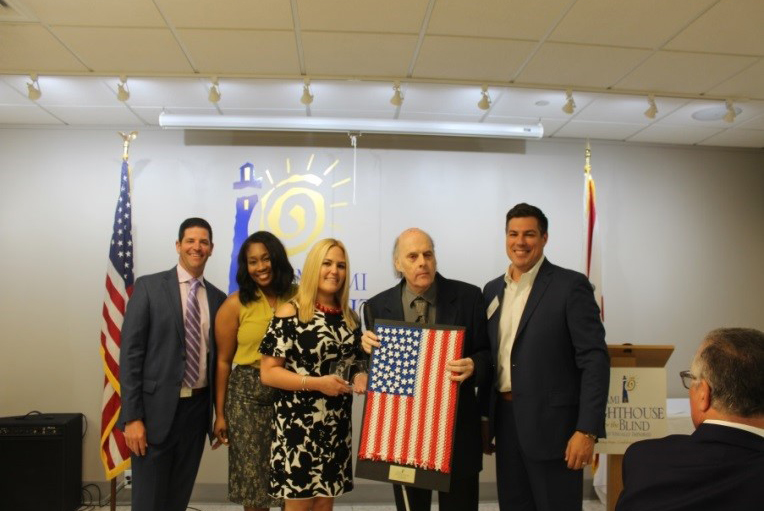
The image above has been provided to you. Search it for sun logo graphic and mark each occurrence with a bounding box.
[227,154,353,293]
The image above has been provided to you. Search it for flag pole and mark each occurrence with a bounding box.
[119,131,137,193]
[119,131,138,162]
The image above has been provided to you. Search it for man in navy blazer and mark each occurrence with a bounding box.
[118,218,227,511]
[482,203,609,511]
[616,327,764,511]
[361,228,490,511]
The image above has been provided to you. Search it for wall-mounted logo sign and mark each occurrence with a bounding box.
[227,155,352,293]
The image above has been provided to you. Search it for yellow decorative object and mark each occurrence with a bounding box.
[258,174,326,256]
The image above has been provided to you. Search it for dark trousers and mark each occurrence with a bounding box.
[393,474,479,511]
[495,399,582,511]
[130,392,209,511]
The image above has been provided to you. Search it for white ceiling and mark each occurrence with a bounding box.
[1,0,763,148]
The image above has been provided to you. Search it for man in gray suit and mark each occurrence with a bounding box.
[118,217,227,511]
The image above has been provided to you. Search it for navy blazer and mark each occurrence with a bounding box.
[482,258,609,460]
[365,273,490,479]
[117,267,226,444]
[616,423,764,511]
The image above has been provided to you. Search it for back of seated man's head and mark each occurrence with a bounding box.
[690,328,764,425]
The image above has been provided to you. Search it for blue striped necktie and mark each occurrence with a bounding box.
[183,278,202,387]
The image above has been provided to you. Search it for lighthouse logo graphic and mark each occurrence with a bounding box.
[227,156,353,293]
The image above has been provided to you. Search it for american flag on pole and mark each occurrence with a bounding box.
[99,159,134,479]
[583,143,604,321]
[358,321,464,474]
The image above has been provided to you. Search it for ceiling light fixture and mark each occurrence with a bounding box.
[644,94,658,119]
[478,85,491,110]
[159,113,544,139]
[390,81,403,107]
[562,89,575,114]
[723,99,736,123]
[208,77,221,104]
[27,73,41,101]
[117,75,130,102]
[300,78,314,105]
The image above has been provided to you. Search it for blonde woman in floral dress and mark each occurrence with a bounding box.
[260,238,365,511]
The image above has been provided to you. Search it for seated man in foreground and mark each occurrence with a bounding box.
[616,327,764,511]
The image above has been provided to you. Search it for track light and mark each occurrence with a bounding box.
[477,85,491,110]
[390,82,403,107]
[117,76,130,102]
[562,89,575,114]
[644,94,657,119]
[723,100,736,123]
[300,79,314,105]
[27,73,41,101]
[208,77,221,104]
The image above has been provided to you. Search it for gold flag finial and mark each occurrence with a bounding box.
[119,131,138,161]
[584,140,591,175]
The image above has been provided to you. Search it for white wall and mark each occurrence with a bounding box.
[1,127,762,486]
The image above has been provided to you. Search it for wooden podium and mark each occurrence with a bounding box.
[604,344,674,511]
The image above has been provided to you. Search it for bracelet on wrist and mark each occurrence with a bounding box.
[577,430,598,442]
[300,375,308,391]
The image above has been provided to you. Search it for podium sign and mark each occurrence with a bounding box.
[601,344,674,511]
[596,368,668,455]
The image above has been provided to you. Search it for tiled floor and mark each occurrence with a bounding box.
[115,500,605,510]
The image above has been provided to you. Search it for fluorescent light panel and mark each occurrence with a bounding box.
[158,114,543,139]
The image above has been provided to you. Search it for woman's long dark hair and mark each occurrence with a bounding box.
[236,231,294,305]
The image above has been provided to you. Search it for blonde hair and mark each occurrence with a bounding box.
[295,238,357,329]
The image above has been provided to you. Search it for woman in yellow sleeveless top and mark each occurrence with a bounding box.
[214,231,296,511]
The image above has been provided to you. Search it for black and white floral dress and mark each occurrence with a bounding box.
[259,306,361,499]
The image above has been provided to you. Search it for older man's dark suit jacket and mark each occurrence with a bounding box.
[616,423,764,511]
[482,258,609,460]
[365,273,490,480]
[117,267,226,444]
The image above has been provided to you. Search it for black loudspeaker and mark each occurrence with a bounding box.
[0,413,83,511]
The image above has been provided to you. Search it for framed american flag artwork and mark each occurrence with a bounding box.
[356,319,465,491]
